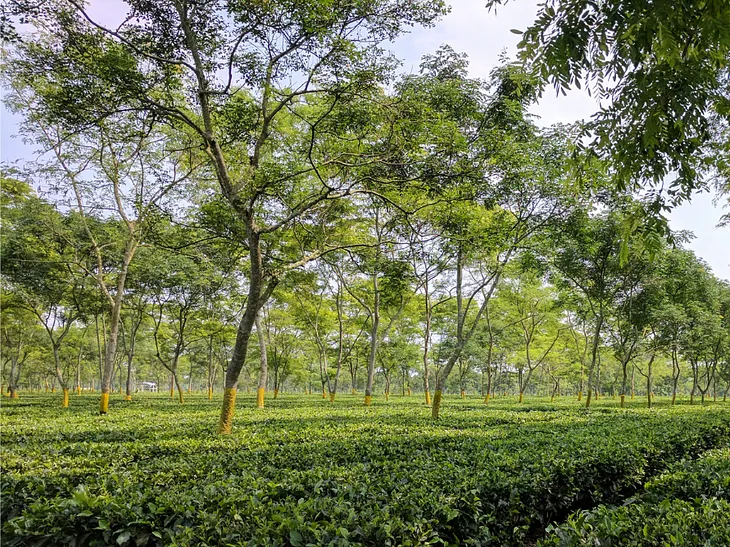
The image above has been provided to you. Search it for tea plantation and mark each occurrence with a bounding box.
[2,394,729,546]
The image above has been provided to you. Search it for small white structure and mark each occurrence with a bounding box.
[138,381,158,392]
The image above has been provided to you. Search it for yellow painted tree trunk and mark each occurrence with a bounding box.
[431,389,443,419]
[257,387,265,409]
[62,388,69,408]
[218,388,237,434]
[100,391,109,414]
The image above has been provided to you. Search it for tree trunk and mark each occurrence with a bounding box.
[620,357,630,408]
[95,314,104,393]
[218,229,269,434]
[585,314,603,409]
[671,349,679,405]
[173,370,184,404]
[76,354,82,396]
[646,354,654,409]
[422,279,431,405]
[9,357,18,399]
[630,365,635,399]
[431,251,501,419]
[100,241,137,414]
[364,270,380,407]
[484,369,492,405]
[52,344,69,408]
[432,248,464,419]
[577,358,584,401]
[207,335,215,400]
[256,313,268,409]
[187,359,194,394]
[124,350,134,401]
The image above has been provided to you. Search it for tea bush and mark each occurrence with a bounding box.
[2,394,729,546]
[540,448,730,546]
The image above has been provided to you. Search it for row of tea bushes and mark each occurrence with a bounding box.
[540,448,730,546]
[2,396,729,546]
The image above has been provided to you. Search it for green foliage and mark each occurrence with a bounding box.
[540,449,730,546]
[2,395,729,546]
[488,0,730,215]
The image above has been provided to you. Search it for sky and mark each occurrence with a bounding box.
[1,0,728,280]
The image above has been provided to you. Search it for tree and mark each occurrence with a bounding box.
[564,302,593,400]
[146,225,227,404]
[5,0,447,432]
[681,275,727,404]
[603,240,657,408]
[290,271,338,400]
[259,298,302,399]
[652,248,722,404]
[550,207,652,407]
[0,299,40,398]
[417,62,577,418]
[500,271,563,403]
[488,0,730,232]
[408,220,451,405]
[3,61,197,413]
[0,175,91,407]
[331,200,417,406]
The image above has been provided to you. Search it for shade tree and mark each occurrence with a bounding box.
[487,0,730,239]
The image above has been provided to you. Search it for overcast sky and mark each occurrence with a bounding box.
[1,0,728,280]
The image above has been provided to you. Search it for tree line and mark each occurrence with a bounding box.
[1,1,729,432]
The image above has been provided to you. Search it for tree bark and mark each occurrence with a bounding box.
[218,228,272,433]
[100,240,137,414]
[256,313,268,409]
[585,313,603,408]
[52,344,69,407]
[364,269,380,407]
[422,278,432,405]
